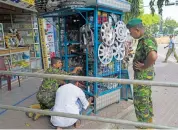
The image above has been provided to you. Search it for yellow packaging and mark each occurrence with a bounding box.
[21,0,34,5]
[21,0,30,4]
[98,11,101,16]
[102,12,107,17]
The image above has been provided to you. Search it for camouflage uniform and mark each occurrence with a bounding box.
[133,34,157,123]
[164,38,178,62]
[36,67,71,109]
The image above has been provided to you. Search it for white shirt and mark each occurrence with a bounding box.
[50,83,89,127]
[169,39,175,49]
[18,38,25,46]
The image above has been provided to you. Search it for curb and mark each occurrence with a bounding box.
[99,104,134,129]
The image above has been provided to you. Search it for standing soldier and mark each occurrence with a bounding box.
[126,18,158,128]
[163,35,178,63]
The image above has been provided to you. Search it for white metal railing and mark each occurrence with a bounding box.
[0,70,177,129]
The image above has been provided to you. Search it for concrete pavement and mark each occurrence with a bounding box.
[0,71,133,129]
[118,44,178,129]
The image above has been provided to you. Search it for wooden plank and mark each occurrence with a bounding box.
[0,49,9,55]
[0,47,29,56]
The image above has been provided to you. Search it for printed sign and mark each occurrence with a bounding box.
[38,18,48,70]
[45,18,55,58]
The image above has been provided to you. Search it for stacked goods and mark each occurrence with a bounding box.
[35,0,86,12]
[13,60,30,68]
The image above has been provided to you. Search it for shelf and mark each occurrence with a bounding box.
[14,28,33,30]
[23,35,33,37]
[30,57,41,60]
[11,67,25,71]
[98,71,120,77]
[31,43,39,45]
[13,21,32,23]
[0,47,29,56]
[61,41,80,47]
[68,41,80,44]
[62,54,78,58]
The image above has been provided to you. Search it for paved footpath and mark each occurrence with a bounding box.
[0,76,132,129]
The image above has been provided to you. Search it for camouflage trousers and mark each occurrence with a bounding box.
[133,84,153,123]
[165,48,178,62]
[133,71,154,126]
[36,91,55,109]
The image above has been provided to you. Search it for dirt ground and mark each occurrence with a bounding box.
[156,36,169,44]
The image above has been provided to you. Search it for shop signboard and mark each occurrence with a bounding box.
[45,18,55,58]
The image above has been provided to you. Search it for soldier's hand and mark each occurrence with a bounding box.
[88,97,94,105]
[75,67,82,71]
[134,61,145,70]
[72,67,83,74]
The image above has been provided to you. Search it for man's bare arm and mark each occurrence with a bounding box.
[143,51,158,69]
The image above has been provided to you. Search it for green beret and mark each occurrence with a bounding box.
[126,18,142,29]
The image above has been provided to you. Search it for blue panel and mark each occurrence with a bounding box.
[76,7,94,11]
[85,107,94,115]
[86,12,89,78]
[94,8,98,78]
[98,71,120,77]
[93,7,99,114]
[62,54,78,58]
[93,9,98,98]
[98,7,123,15]
[63,18,69,72]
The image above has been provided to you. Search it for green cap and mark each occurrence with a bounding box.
[126,18,142,29]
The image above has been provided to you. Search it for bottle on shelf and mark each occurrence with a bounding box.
[89,13,94,26]
[98,11,102,25]
[102,12,108,23]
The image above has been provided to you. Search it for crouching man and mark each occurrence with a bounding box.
[26,57,82,120]
[51,81,93,129]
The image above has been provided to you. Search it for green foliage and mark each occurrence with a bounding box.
[164,18,178,28]
[174,30,178,35]
[151,24,159,34]
[138,14,160,26]
[124,0,143,23]
[163,18,178,34]
[136,13,160,34]
[125,0,171,21]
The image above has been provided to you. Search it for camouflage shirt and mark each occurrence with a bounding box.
[133,34,157,80]
[36,67,72,109]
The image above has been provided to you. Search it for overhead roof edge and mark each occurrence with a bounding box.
[0,0,37,12]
